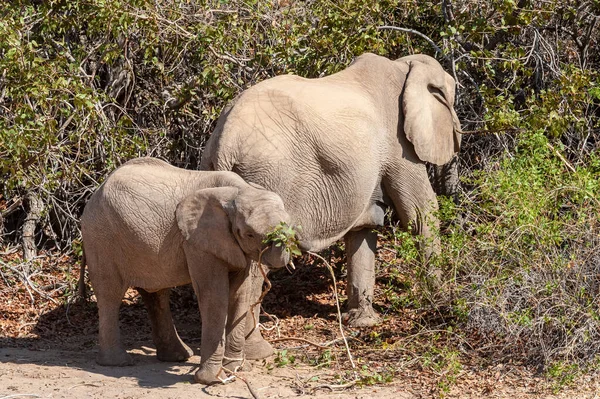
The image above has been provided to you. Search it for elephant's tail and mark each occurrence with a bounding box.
[78,248,87,300]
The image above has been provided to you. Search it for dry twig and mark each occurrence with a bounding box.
[221,366,261,399]
[269,337,329,349]
[249,247,272,331]
[307,251,357,372]
[311,380,357,393]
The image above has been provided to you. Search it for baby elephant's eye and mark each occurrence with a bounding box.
[245,232,255,239]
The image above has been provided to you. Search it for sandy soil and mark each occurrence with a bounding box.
[3,342,600,399]
[0,346,411,399]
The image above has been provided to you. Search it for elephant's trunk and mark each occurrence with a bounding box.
[262,243,290,269]
[432,154,460,203]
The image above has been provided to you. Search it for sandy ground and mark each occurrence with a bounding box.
[3,344,600,399]
[0,346,410,399]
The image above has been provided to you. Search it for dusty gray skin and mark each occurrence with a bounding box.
[201,53,462,347]
[81,157,291,385]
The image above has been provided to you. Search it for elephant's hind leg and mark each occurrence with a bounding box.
[137,288,193,362]
[93,273,132,366]
[343,228,381,327]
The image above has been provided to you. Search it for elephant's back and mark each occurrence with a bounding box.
[81,159,196,287]
[204,73,381,172]
[237,74,377,121]
[82,159,247,247]
[84,159,196,243]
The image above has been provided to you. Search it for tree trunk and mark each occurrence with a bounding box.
[22,191,43,261]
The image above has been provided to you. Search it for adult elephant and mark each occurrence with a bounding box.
[200,52,461,354]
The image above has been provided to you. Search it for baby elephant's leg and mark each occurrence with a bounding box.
[138,288,193,362]
[242,262,274,360]
[224,268,254,372]
[188,257,230,385]
[92,269,131,366]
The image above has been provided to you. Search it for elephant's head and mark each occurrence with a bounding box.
[396,54,462,166]
[228,186,293,269]
[175,186,292,270]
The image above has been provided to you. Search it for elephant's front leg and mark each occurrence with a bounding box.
[384,160,442,281]
[343,228,381,327]
[188,255,230,385]
[223,267,252,372]
[242,261,275,360]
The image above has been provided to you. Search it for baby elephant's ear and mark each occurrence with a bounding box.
[176,187,247,270]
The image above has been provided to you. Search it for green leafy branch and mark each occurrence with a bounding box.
[263,222,302,257]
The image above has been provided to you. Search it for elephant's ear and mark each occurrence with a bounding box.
[402,59,461,166]
[176,187,247,270]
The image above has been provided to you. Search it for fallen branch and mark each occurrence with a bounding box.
[0,246,20,256]
[269,336,365,350]
[67,383,101,389]
[258,309,280,333]
[311,380,357,393]
[0,258,57,305]
[269,337,329,349]
[547,142,576,173]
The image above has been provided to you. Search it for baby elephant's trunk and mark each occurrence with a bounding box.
[262,243,291,270]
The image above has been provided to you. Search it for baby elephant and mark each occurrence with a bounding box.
[80,157,292,384]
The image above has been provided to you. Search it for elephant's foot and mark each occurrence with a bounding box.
[223,355,252,372]
[342,307,381,327]
[244,335,274,360]
[194,365,228,385]
[96,347,133,366]
[156,340,194,362]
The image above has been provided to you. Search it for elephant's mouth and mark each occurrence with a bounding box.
[260,243,290,270]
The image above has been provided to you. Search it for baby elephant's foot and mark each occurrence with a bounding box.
[244,336,274,360]
[96,347,133,366]
[156,341,194,362]
[223,355,252,372]
[342,307,381,327]
[194,365,228,385]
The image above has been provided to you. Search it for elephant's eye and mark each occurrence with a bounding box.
[246,232,255,239]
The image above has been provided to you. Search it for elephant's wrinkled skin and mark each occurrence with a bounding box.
[201,53,462,337]
[80,157,291,385]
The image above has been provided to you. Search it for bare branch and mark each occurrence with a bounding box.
[377,25,444,55]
